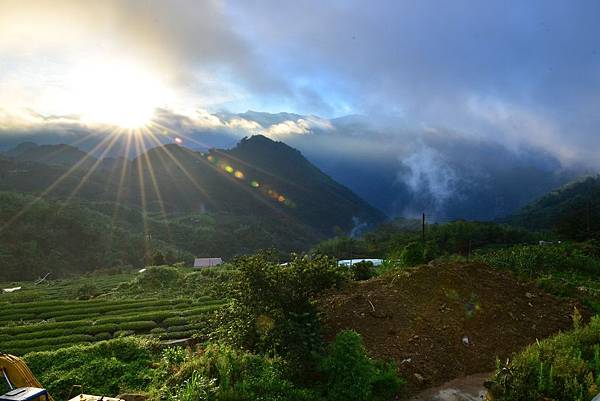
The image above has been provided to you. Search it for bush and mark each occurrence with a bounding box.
[350,261,375,281]
[76,283,101,300]
[213,252,346,370]
[151,344,318,401]
[487,316,600,401]
[319,330,403,401]
[400,242,425,267]
[133,266,184,291]
[24,337,157,400]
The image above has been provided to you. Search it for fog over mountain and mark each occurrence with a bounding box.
[0,109,587,221]
[2,0,600,220]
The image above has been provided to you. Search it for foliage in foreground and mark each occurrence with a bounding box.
[152,344,317,401]
[213,252,346,369]
[24,337,157,400]
[487,315,600,401]
[473,242,600,311]
[319,330,403,401]
[152,330,403,401]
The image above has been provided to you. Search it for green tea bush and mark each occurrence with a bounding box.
[2,334,94,349]
[94,332,112,341]
[24,337,157,400]
[117,321,157,332]
[163,317,189,326]
[487,316,600,401]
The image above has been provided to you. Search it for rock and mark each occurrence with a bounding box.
[462,336,470,346]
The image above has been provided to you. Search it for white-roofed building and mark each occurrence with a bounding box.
[193,257,223,268]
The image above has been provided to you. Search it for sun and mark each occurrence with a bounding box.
[68,59,168,129]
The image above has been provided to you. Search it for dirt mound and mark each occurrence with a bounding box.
[319,263,587,396]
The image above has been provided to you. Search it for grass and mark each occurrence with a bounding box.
[487,315,600,401]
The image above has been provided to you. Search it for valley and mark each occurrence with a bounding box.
[1,138,600,401]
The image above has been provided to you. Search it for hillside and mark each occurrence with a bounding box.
[6,142,97,167]
[0,136,384,280]
[506,175,600,239]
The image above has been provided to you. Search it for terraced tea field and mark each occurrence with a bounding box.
[0,296,225,355]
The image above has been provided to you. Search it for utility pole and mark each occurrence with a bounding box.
[422,213,426,243]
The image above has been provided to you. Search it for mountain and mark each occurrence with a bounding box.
[0,112,584,222]
[6,143,97,167]
[506,175,600,240]
[0,136,384,280]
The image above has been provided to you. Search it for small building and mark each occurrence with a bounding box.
[193,257,223,268]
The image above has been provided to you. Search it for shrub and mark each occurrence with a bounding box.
[24,337,157,400]
[151,344,319,401]
[76,283,101,300]
[94,332,112,341]
[400,242,425,267]
[350,261,375,281]
[213,252,346,370]
[117,321,157,332]
[133,266,184,291]
[319,330,403,401]
[487,316,600,401]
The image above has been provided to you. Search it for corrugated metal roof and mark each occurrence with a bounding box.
[193,257,223,267]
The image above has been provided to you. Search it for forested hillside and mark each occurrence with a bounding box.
[506,175,600,240]
[0,136,384,280]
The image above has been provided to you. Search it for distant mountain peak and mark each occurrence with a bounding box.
[7,143,95,167]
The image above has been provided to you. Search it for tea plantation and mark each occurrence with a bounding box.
[0,266,228,355]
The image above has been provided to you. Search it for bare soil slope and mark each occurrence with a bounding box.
[319,263,587,395]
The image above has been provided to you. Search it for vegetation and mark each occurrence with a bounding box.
[24,337,157,401]
[487,316,600,401]
[3,171,600,400]
[474,242,600,312]
[319,330,403,401]
[0,136,386,282]
[312,220,540,262]
[507,175,600,240]
[0,267,227,355]
[213,252,346,370]
[10,253,404,401]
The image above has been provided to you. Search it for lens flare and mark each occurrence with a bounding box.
[234,171,244,179]
[225,165,234,174]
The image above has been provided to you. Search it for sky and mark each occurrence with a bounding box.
[1,1,600,173]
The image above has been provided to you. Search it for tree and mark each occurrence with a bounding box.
[152,250,166,266]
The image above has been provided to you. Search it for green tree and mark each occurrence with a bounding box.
[152,250,166,266]
[213,251,345,370]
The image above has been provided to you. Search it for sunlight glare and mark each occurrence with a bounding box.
[69,59,168,128]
